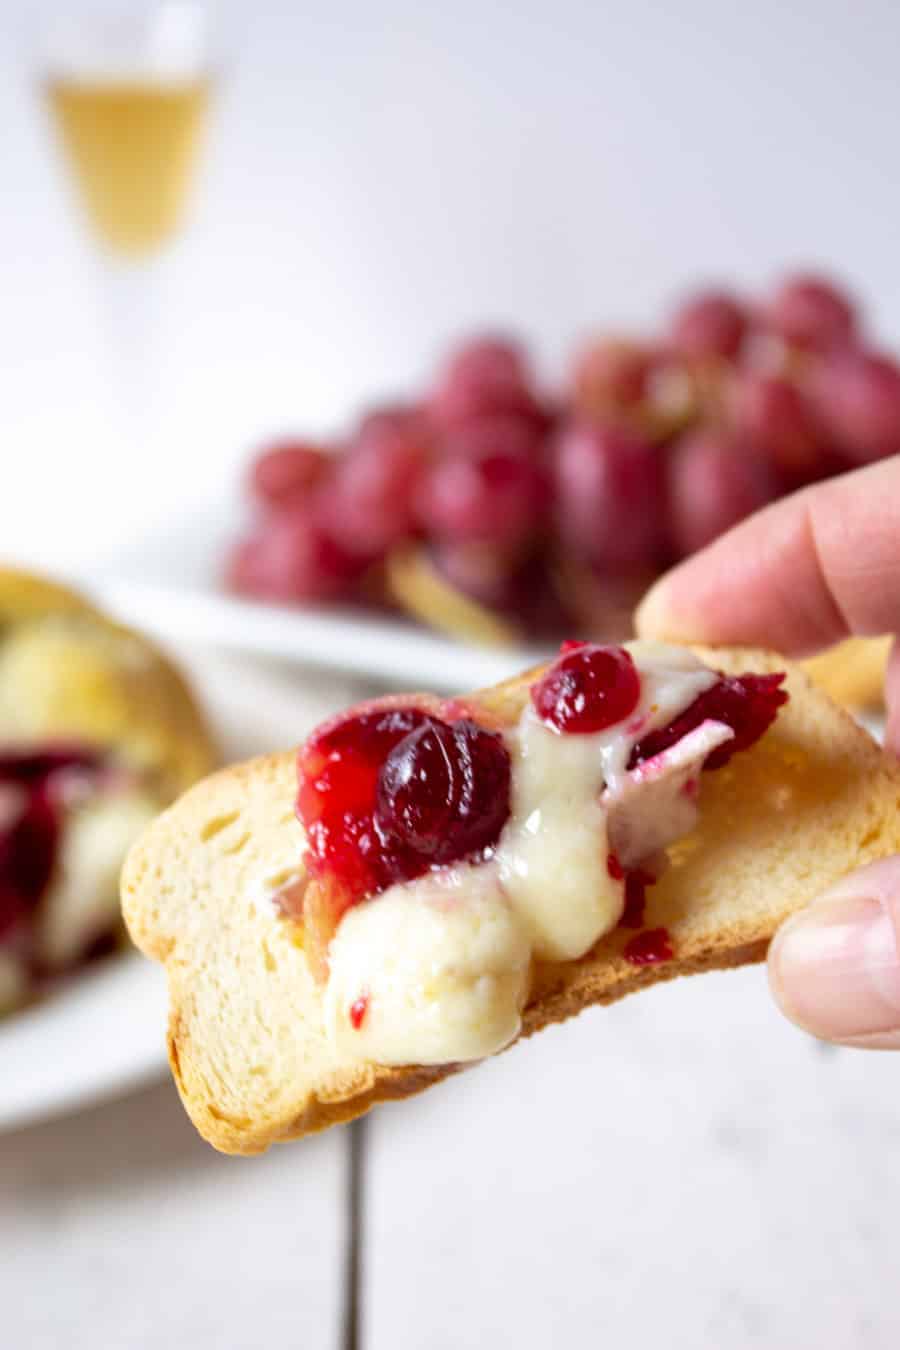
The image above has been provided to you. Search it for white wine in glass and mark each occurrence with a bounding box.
[46,73,211,258]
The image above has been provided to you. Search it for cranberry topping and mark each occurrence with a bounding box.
[0,746,103,785]
[623,927,674,966]
[297,707,431,899]
[0,746,106,943]
[349,994,369,1029]
[531,642,641,735]
[628,672,788,773]
[620,869,653,929]
[0,790,58,939]
[376,717,510,866]
[296,704,511,906]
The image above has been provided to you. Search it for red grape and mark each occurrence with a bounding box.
[443,334,531,392]
[227,509,362,603]
[430,542,572,635]
[669,290,748,361]
[444,411,548,461]
[811,348,900,464]
[667,430,779,556]
[417,451,547,547]
[429,334,549,434]
[250,440,329,508]
[766,274,856,352]
[730,371,823,476]
[501,553,575,637]
[356,403,430,451]
[430,540,521,609]
[571,338,654,417]
[324,436,426,557]
[554,422,667,569]
[429,380,549,436]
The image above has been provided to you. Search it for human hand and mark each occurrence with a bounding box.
[636,457,900,1047]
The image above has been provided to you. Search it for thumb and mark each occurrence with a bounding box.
[768,858,900,1048]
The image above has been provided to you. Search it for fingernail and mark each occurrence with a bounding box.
[769,892,900,1045]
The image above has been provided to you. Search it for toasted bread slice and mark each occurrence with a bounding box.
[122,646,900,1155]
[801,636,890,712]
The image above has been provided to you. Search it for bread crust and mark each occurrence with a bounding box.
[801,635,890,711]
[122,645,900,1154]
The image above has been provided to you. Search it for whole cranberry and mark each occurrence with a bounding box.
[531,643,642,735]
[376,717,510,863]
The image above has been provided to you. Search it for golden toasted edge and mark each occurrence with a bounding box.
[125,644,900,1154]
[0,564,103,624]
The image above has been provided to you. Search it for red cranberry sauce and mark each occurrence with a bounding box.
[0,746,106,943]
[628,671,788,772]
[296,701,511,907]
[623,927,674,966]
[534,643,787,773]
[532,643,788,959]
[618,665,786,964]
[295,651,787,972]
[620,868,654,929]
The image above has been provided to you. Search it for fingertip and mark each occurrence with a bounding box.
[634,573,694,641]
[768,863,900,1048]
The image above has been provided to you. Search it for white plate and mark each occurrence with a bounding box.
[0,648,368,1133]
[80,506,548,693]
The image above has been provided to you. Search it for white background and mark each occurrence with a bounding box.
[3,0,900,569]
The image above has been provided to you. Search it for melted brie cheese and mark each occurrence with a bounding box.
[495,708,621,961]
[35,789,158,969]
[326,866,530,1066]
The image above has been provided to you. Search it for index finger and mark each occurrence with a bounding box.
[636,458,900,654]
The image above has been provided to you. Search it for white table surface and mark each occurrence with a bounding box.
[366,967,900,1350]
[0,1079,346,1349]
[4,961,899,1349]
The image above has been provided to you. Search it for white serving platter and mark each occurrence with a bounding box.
[0,647,367,1132]
[81,506,547,693]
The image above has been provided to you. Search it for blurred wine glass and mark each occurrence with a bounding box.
[40,1,215,454]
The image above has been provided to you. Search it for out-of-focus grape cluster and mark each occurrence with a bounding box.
[227,272,900,642]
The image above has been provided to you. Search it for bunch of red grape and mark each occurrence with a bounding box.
[228,272,900,640]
